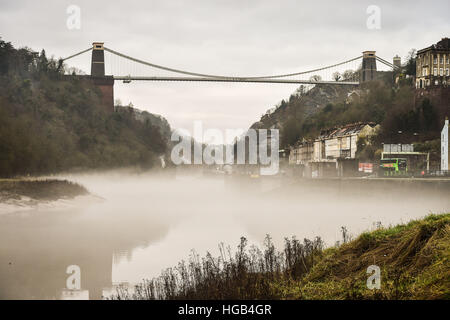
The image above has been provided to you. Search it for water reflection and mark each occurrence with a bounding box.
[0,177,171,299]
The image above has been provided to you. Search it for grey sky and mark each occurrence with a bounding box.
[1,0,449,137]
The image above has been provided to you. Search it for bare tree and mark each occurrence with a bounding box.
[332,71,341,81]
[342,69,354,81]
[309,75,322,82]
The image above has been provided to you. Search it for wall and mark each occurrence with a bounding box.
[91,76,114,113]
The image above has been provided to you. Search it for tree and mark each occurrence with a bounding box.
[342,70,354,81]
[324,103,333,112]
[38,49,48,73]
[0,38,14,74]
[420,98,436,131]
[0,38,171,177]
[295,85,306,96]
[404,49,416,76]
[332,72,341,81]
[309,75,322,82]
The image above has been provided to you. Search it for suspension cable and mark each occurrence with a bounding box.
[376,56,401,70]
[60,47,93,62]
[104,46,362,80]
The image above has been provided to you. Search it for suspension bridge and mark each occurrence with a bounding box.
[58,42,400,111]
[60,42,399,84]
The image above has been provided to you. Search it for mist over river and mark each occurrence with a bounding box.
[0,170,449,299]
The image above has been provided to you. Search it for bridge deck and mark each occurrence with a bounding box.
[113,76,359,85]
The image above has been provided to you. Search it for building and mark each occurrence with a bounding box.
[442,118,449,171]
[289,122,379,177]
[416,38,450,89]
[380,144,429,175]
[314,122,379,161]
[345,90,361,104]
[289,139,314,165]
[393,55,401,68]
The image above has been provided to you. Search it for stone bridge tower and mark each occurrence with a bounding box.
[90,42,114,112]
[361,51,377,82]
[91,42,105,76]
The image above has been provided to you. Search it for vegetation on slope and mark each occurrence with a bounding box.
[0,37,170,177]
[252,52,445,157]
[278,213,450,299]
[112,213,450,300]
[0,179,88,201]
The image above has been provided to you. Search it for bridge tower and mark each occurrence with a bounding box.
[361,51,377,82]
[91,42,105,76]
[393,55,401,69]
[90,42,114,112]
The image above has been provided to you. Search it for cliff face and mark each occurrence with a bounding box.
[248,84,354,148]
[250,84,353,131]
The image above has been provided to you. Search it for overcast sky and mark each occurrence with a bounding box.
[1,0,449,139]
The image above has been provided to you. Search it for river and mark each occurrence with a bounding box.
[0,170,449,299]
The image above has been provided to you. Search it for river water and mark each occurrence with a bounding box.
[0,171,449,299]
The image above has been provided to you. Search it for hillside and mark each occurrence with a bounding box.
[277,213,450,299]
[251,84,352,131]
[250,69,447,153]
[0,38,171,177]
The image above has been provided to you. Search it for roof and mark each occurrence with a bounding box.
[417,37,450,54]
[318,122,376,140]
[290,122,377,149]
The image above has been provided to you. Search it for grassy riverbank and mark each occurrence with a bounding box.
[113,213,450,300]
[0,179,88,202]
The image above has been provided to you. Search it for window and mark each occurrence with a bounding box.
[440,55,444,64]
[433,67,437,76]
[434,55,438,64]
[440,68,444,76]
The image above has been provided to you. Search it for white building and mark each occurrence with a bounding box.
[289,122,379,177]
[442,118,449,171]
[314,122,379,161]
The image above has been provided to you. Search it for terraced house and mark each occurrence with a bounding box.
[289,122,379,177]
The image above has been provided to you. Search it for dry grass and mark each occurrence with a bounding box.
[287,213,450,299]
[112,213,450,300]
